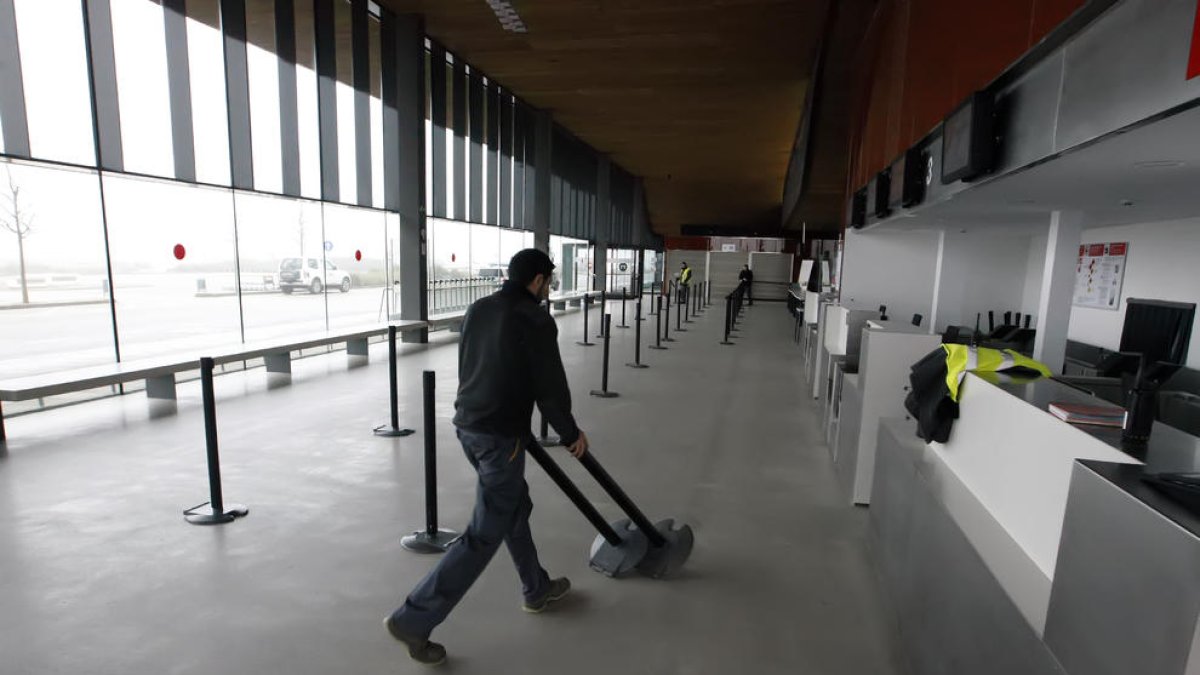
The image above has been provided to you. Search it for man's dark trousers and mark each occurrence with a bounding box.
[388,428,551,638]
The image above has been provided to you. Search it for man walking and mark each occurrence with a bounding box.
[385,249,589,666]
[738,264,754,306]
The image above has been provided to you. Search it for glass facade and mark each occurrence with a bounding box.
[0,0,407,378]
[0,3,653,382]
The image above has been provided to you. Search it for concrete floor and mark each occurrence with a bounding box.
[0,299,908,675]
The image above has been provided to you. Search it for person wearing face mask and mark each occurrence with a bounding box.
[385,248,588,667]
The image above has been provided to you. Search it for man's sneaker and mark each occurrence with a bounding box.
[522,577,571,613]
[383,615,447,666]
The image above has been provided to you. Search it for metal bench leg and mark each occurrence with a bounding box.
[265,352,292,375]
[146,374,178,400]
[347,337,370,369]
[0,401,6,442]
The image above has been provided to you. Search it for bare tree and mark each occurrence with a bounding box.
[0,168,34,304]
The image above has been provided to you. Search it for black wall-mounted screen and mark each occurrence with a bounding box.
[874,169,891,218]
[1120,299,1196,365]
[850,188,867,228]
[889,146,928,209]
[941,91,996,184]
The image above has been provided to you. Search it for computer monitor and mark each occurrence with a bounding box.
[1119,298,1196,365]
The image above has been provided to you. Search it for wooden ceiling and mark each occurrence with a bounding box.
[381,0,830,235]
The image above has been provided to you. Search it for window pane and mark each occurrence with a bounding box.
[12,0,95,165]
[111,0,174,177]
[246,0,282,193]
[233,192,325,340]
[0,160,113,378]
[187,0,231,185]
[323,202,385,329]
[469,224,500,278]
[549,234,591,296]
[426,217,471,317]
[103,175,241,359]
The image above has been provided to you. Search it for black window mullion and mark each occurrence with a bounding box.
[429,43,446,218]
[467,72,483,223]
[452,60,466,220]
[221,0,254,190]
[521,104,536,230]
[498,91,512,228]
[314,0,339,201]
[513,103,525,230]
[82,0,123,170]
[351,0,371,206]
[162,0,195,181]
[486,82,499,225]
[0,0,27,158]
[275,0,301,196]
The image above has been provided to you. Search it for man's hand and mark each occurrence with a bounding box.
[567,430,589,459]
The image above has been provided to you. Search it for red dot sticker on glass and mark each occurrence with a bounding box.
[355,250,362,261]
[173,244,186,260]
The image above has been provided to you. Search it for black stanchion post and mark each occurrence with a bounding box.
[374,324,415,437]
[577,293,595,346]
[596,290,607,338]
[682,286,690,323]
[720,295,735,345]
[184,357,249,525]
[618,287,629,329]
[402,371,460,553]
[590,315,619,398]
[648,295,666,350]
[627,297,648,369]
[663,291,675,342]
[676,288,687,332]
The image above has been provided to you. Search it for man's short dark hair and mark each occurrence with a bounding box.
[508,248,556,287]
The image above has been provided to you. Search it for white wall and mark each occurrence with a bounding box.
[1068,219,1200,368]
[840,229,940,327]
[932,231,1046,333]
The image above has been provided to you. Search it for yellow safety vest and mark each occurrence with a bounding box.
[680,268,692,285]
[942,344,1051,402]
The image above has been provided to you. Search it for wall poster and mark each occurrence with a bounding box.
[1073,242,1128,311]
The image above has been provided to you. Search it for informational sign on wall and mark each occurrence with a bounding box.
[1073,242,1128,311]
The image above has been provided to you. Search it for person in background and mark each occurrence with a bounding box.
[384,249,589,667]
[678,261,692,304]
[738,264,754,305]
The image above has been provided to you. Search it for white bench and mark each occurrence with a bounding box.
[0,320,427,441]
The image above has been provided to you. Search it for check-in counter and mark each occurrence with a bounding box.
[832,322,940,505]
[870,372,1200,675]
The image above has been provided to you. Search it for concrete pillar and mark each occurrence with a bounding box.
[1033,211,1084,373]
[383,12,428,342]
[533,109,552,254]
[594,156,611,292]
[928,230,947,336]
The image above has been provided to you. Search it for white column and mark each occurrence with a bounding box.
[928,230,947,335]
[1033,211,1084,373]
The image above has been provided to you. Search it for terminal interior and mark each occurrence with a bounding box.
[2,1,1200,673]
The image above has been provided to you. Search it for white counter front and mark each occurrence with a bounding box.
[927,373,1141,633]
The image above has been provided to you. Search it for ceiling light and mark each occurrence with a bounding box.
[484,0,527,33]
[1133,160,1186,169]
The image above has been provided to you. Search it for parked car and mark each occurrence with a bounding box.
[278,257,352,294]
[478,265,559,290]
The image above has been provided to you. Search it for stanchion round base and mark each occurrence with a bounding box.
[183,502,249,526]
[617,325,630,329]
[626,362,649,369]
[538,436,563,448]
[647,345,668,350]
[663,337,676,342]
[589,390,620,398]
[374,425,415,437]
[589,519,650,577]
[576,341,596,347]
[675,328,688,332]
[720,341,735,346]
[635,518,695,580]
[401,528,461,553]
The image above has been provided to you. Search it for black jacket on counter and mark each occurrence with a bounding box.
[452,280,580,445]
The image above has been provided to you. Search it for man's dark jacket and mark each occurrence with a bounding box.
[452,280,580,445]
